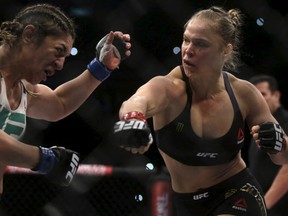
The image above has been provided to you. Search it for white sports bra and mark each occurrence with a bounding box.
[0,77,27,139]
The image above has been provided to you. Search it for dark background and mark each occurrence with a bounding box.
[1,0,288,168]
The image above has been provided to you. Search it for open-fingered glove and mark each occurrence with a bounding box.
[114,111,153,148]
[87,32,128,81]
[258,122,286,154]
[96,33,127,62]
[32,146,80,186]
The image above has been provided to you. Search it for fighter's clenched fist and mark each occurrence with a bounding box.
[251,122,286,154]
[114,111,153,154]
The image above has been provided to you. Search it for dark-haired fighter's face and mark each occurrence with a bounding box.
[21,34,73,84]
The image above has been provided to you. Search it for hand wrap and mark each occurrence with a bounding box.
[114,111,153,148]
[96,34,127,61]
[258,122,286,154]
[87,33,127,81]
[32,146,80,186]
[87,58,111,81]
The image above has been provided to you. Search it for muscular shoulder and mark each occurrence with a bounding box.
[226,72,271,124]
[143,66,185,95]
[24,81,53,109]
[166,65,183,79]
[165,66,186,97]
[228,73,261,102]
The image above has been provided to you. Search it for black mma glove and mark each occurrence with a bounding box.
[32,146,80,187]
[114,111,153,148]
[95,33,127,62]
[87,32,128,81]
[258,122,286,154]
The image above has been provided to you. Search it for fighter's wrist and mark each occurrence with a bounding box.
[31,146,56,174]
[121,111,147,123]
[283,136,287,151]
[87,58,111,81]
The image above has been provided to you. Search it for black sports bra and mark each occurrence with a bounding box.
[155,66,245,166]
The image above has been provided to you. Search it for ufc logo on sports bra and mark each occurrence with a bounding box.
[196,152,218,158]
[193,192,209,200]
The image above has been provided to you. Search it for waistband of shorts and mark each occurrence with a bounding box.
[173,168,251,197]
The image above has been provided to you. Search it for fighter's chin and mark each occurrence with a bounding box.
[41,72,49,82]
[34,76,47,84]
[183,64,195,76]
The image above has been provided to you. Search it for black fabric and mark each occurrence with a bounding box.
[173,169,266,216]
[155,68,245,166]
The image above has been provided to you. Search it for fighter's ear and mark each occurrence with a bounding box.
[224,43,233,58]
[21,24,37,43]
